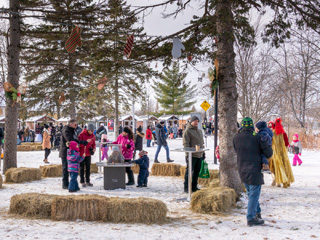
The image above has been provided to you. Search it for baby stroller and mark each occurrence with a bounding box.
[53,131,61,151]
[152,131,157,147]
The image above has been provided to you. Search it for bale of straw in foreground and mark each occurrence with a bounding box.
[151,163,182,176]
[5,167,42,183]
[131,163,140,174]
[0,174,3,188]
[191,187,237,214]
[21,142,42,146]
[51,195,109,221]
[9,193,58,218]
[107,197,168,223]
[17,145,32,151]
[40,165,62,178]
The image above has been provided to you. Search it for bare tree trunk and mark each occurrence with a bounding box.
[216,0,243,194]
[3,0,20,173]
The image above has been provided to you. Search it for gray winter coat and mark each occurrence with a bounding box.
[155,123,167,146]
[291,141,302,154]
[183,123,204,158]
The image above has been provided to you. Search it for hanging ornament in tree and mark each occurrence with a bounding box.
[187,55,192,61]
[208,60,219,97]
[155,63,158,68]
[172,37,185,58]
[123,34,134,58]
[4,82,26,106]
[97,76,109,90]
[58,92,65,104]
[65,26,82,53]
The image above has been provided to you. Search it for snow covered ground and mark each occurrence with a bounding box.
[0,136,319,240]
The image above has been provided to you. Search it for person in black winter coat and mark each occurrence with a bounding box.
[233,117,273,227]
[133,126,145,159]
[154,121,174,163]
[59,119,90,189]
[131,150,149,187]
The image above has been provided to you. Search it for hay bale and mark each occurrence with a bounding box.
[180,166,220,187]
[191,187,237,214]
[9,193,58,218]
[21,142,42,146]
[17,145,33,151]
[151,163,181,176]
[0,174,3,188]
[209,179,220,188]
[40,165,62,177]
[90,163,98,173]
[107,197,167,224]
[131,163,140,174]
[5,167,42,183]
[51,195,109,221]
[32,145,43,151]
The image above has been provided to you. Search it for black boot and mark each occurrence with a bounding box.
[247,217,264,226]
[256,213,262,219]
[167,159,174,163]
[126,171,135,185]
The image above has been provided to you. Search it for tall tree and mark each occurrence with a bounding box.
[3,0,20,173]
[153,62,196,113]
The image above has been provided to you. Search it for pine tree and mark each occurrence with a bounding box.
[153,62,196,114]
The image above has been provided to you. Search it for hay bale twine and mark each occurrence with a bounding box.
[107,197,167,224]
[40,165,62,177]
[51,195,109,221]
[0,174,3,188]
[9,193,58,218]
[131,163,140,174]
[5,167,42,183]
[191,187,237,214]
[151,163,182,176]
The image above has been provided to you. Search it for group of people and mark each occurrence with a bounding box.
[234,117,301,226]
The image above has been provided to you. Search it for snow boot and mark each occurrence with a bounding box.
[81,183,86,187]
[154,159,160,163]
[167,159,174,163]
[43,159,49,164]
[256,213,262,219]
[247,217,264,226]
[126,171,135,185]
[86,182,93,187]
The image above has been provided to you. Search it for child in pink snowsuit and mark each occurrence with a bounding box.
[101,138,109,161]
[291,134,302,166]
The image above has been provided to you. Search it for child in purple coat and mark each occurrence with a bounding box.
[67,141,84,193]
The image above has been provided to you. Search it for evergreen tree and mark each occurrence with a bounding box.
[153,62,196,114]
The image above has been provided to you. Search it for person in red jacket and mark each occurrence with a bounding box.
[79,123,96,187]
[146,126,152,148]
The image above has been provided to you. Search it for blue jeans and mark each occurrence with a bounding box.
[147,139,151,147]
[155,144,170,161]
[244,184,261,220]
[25,137,29,142]
[68,172,79,191]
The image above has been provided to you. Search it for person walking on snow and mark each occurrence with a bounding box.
[291,134,302,166]
[146,126,152,147]
[183,116,205,193]
[233,117,273,226]
[42,124,51,164]
[154,121,174,163]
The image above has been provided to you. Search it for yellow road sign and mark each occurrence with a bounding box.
[200,100,211,112]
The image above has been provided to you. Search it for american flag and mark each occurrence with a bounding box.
[123,34,134,58]
[65,26,82,53]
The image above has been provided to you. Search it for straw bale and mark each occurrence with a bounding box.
[51,195,109,221]
[107,197,167,224]
[40,165,62,177]
[9,193,58,218]
[151,163,182,176]
[5,167,42,183]
[32,145,43,151]
[209,179,220,188]
[131,163,140,174]
[90,163,98,173]
[21,142,42,146]
[0,174,3,188]
[17,145,33,151]
[180,166,220,187]
[191,187,237,214]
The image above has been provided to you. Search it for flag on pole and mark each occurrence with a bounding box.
[65,26,82,53]
[123,34,134,58]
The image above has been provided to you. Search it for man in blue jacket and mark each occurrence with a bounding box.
[233,117,273,226]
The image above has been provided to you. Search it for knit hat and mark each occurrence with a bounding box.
[123,127,131,134]
[160,120,165,124]
[255,121,267,130]
[241,117,253,128]
[294,134,299,140]
[87,123,95,131]
[190,115,200,123]
[69,141,79,152]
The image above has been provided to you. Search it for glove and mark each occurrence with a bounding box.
[203,152,206,160]
[126,144,131,149]
[299,153,301,156]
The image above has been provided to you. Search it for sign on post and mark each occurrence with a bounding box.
[200,100,211,112]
